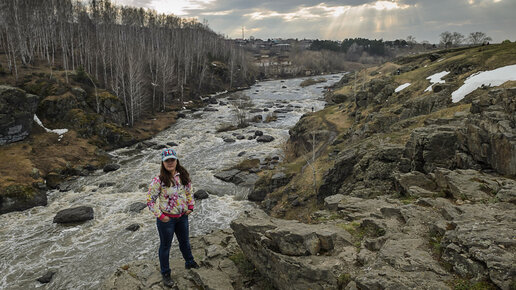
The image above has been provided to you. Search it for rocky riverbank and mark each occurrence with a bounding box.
[0,66,249,214]
[106,43,515,289]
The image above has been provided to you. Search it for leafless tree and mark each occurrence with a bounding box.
[468,32,492,45]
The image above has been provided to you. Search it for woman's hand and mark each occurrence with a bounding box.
[162,216,171,223]
[185,210,193,216]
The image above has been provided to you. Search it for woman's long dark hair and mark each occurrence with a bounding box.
[159,159,191,187]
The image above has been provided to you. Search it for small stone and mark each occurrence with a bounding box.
[238,151,246,157]
[37,270,56,284]
[128,202,147,213]
[103,164,121,173]
[125,224,140,231]
[194,190,210,200]
[166,142,178,147]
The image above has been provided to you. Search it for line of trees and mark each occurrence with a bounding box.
[439,31,492,47]
[310,38,386,57]
[0,0,255,126]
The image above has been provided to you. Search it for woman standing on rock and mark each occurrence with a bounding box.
[147,148,200,288]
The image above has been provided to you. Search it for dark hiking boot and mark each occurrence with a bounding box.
[185,261,200,269]
[162,273,175,288]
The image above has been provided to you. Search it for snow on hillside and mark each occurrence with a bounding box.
[34,115,68,141]
[451,64,516,103]
[424,71,450,92]
[395,83,411,93]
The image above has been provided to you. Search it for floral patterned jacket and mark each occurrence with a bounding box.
[146,173,194,220]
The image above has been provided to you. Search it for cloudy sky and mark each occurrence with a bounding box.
[115,0,516,43]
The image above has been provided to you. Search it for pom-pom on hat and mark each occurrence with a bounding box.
[161,148,178,162]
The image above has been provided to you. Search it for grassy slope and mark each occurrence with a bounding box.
[270,42,516,222]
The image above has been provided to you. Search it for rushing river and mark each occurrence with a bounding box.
[0,73,345,290]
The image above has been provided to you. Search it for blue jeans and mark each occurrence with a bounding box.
[156,215,195,275]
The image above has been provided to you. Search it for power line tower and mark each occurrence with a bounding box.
[242,26,245,40]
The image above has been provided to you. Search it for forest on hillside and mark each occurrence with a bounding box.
[0,0,255,125]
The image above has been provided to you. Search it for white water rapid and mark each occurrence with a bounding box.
[0,73,345,289]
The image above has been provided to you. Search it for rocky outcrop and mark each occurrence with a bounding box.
[248,171,293,202]
[0,184,47,214]
[104,228,270,290]
[354,77,395,108]
[441,202,516,289]
[399,93,451,119]
[0,86,40,145]
[214,169,259,187]
[403,125,460,173]
[458,88,516,175]
[231,208,354,290]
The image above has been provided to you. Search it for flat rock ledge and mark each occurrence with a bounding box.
[105,196,515,290]
[103,228,264,290]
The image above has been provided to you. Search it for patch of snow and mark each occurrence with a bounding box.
[210,90,228,97]
[451,64,516,103]
[437,58,445,62]
[33,115,68,141]
[424,65,428,68]
[424,71,450,92]
[395,83,411,93]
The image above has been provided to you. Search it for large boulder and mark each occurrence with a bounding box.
[231,209,354,290]
[53,206,94,224]
[0,86,40,145]
[0,184,47,214]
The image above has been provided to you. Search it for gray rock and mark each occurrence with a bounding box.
[166,142,178,147]
[128,202,147,213]
[394,171,438,197]
[404,125,459,173]
[125,224,140,231]
[37,270,56,284]
[53,206,94,224]
[45,172,63,189]
[194,189,209,200]
[0,186,47,214]
[103,164,121,173]
[434,168,514,201]
[231,209,353,289]
[223,137,235,143]
[256,135,275,142]
[324,194,345,211]
[441,203,516,289]
[254,130,263,136]
[458,88,516,175]
[213,169,240,182]
[0,86,40,145]
[237,151,246,157]
[98,182,116,188]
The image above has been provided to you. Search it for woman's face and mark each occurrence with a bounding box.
[163,158,177,173]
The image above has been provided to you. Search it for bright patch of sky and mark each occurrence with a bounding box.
[33,115,68,141]
[424,71,450,92]
[395,83,411,92]
[149,0,214,16]
[451,64,516,103]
